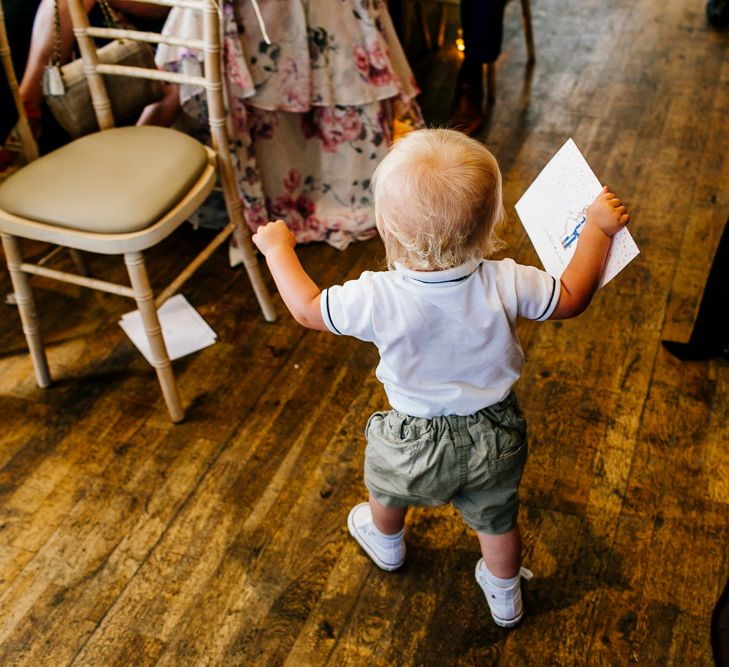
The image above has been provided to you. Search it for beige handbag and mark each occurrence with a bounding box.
[42,0,163,138]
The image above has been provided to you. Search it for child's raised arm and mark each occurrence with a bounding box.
[549,186,630,319]
[252,220,328,331]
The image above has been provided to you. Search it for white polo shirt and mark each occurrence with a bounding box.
[320,258,560,418]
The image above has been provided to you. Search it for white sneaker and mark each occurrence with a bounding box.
[475,559,533,628]
[347,502,406,571]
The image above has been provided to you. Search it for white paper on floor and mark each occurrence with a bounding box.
[119,293,217,365]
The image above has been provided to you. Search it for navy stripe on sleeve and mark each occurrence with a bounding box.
[324,288,343,335]
[535,276,557,321]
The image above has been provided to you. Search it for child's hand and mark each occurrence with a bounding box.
[252,220,296,256]
[251,219,327,331]
[586,186,630,237]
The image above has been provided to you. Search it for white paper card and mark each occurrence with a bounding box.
[119,293,217,365]
[515,138,639,288]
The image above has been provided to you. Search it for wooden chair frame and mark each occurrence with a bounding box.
[0,0,276,422]
[1,3,90,294]
[0,2,39,164]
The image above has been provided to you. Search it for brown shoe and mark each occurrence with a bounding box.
[449,82,485,136]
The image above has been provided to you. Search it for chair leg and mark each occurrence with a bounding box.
[520,0,536,63]
[69,249,90,276]
[436,3,448,49]
[124,251,184,423]
[415,1,433,50]
[209,110,276,323]
[232,224,277,322]
[1,232,51,387]
[486,62,496,102]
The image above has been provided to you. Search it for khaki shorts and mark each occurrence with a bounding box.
[364,392,527,535]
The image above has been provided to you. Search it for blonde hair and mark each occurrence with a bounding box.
[372,128,506,271]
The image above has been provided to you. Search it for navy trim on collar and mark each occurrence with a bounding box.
[409,266,481,284]
[395,260,483,285]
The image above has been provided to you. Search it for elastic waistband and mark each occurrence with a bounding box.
[392,392,517,428]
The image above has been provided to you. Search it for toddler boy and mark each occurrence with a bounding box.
[252,129,630,627]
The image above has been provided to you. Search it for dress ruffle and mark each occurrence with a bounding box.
[234,0,420,110]
[156,0,424,249]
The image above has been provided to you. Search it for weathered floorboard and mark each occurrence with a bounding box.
[1,0,728,664]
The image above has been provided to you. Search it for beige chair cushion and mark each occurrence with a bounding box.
[0,126,210,234]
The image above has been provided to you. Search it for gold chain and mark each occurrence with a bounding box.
[51,0,62,65]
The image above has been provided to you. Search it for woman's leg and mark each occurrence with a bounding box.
[450,0,507,135]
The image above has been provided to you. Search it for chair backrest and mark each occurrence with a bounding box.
[67,0,244,237]
[0,2,39,162]
[67,0,227,150]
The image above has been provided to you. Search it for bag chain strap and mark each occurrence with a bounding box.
[51,0,62,67]
[97,0,122,30]
[50,0,123,66]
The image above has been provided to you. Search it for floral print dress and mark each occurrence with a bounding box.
[156,0,423,249]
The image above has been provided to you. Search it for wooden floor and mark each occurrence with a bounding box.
[2,1,728,664]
